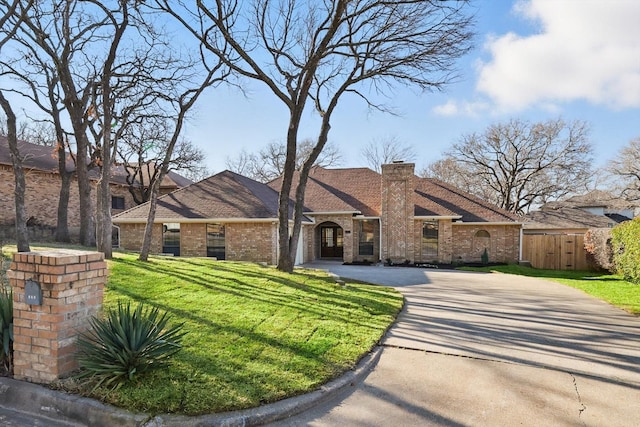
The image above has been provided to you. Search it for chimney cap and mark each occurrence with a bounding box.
[392,160,404,163]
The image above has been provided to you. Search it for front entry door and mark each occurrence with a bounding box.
[320,225,343,258]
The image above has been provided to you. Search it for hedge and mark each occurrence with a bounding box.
[611,217,640,284]
[584,228,614,272]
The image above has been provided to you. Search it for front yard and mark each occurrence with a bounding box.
[67,253,403,415]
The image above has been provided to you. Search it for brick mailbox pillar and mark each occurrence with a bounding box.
[7,250,107,383]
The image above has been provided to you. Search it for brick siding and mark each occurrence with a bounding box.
[1,165,136,238]
[452,224,520,263]
[119,221,278,264]
[226,223,277,264]
[118,223,163,254]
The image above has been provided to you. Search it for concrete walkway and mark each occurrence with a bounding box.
[273,262,640,426]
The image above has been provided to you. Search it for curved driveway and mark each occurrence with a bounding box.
[277,262,640,426]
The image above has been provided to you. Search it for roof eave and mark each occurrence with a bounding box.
[414,215,462,220]
[114,217,278,224]
[305,211,361,216]
[452,221,523,226]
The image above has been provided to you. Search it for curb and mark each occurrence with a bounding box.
[0,346,382,427]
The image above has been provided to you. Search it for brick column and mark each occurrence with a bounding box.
[7,250,107,383]
[381,162,415,263]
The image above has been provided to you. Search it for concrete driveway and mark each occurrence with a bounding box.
[276,262,640,426]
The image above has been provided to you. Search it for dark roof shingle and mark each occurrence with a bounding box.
[115,165,520,224]
[114,170,282,221]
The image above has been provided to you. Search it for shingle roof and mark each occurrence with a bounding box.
[110,164,192,189]
[415,178,520,222]
[525,190,636,229]
[1,136,191,190]
[114,170,283,221]
[269,167,382,216]
[114,166,520,224]
[0,136,75,172]
[524,207,618,229]
[564,190,637,210]
[270,166,519,222]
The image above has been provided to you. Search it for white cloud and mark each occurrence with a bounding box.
[477,0,640,111]
[432,99,490,117]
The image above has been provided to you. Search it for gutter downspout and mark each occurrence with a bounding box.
[379,218,383,264]
[112,224,121,249]
[519,225,523,263]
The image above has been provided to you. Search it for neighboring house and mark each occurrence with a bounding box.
[522,190,636,270]
[524,190,636,234]
[114,162,522,265]
[0,136,191,239]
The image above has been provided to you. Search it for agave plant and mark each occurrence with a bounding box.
[0,286,13,374]
[76,301,185,389]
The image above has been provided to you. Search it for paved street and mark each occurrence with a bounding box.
[272,262,640,426]
[0,406,82,427]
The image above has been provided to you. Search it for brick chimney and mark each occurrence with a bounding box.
[381,161,415,263]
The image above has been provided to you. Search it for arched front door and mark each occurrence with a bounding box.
[319,222,344,259]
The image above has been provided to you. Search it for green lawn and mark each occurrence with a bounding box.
[73,253,403,415]
[462,264,640,316]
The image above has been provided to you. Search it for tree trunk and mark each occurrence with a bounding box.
[96,97,113,259]
[276,109,304,273]
[54,139,71,242]
[74,128,95,247]
[288,107,334,269]
[55,170,71,242]
[0,91,30,252]
[138,177,162,261]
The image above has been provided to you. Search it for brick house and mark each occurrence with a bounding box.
[0,136,191,240]
[114,162,522,265]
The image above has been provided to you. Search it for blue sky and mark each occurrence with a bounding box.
[185,0,640,175]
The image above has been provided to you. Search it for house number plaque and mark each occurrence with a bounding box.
[25,279,42,306]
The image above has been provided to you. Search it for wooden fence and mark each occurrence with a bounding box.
[522,234,590,271]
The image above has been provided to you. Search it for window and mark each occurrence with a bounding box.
[111,196,125,210]
[207,223,225,260]
[422,220,439,258]
[162,223,180,256]
[475,230,490,238]
[359,220,375,256]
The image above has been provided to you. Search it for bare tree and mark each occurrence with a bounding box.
[9,0,122,247]
[137,67,229,262]
[0,29,76,242]
[225,139,342,182]
[429,118,593,214]
[4,1,215,256]
[0,95,29,252]
[0,119,56,146]
[0,0,33,252]
[162,0,474,272]
[609,137,640,202]
[362,136,416,172]
[117,118,207,204]
[420,157,496,202]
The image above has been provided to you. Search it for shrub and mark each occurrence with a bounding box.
[0,286,13,374]
[76,302,185,389]
[481,248,489,265]
[584,228,614,272]
[611,218,640,284]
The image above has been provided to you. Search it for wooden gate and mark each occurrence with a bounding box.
[522,234,590,270]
